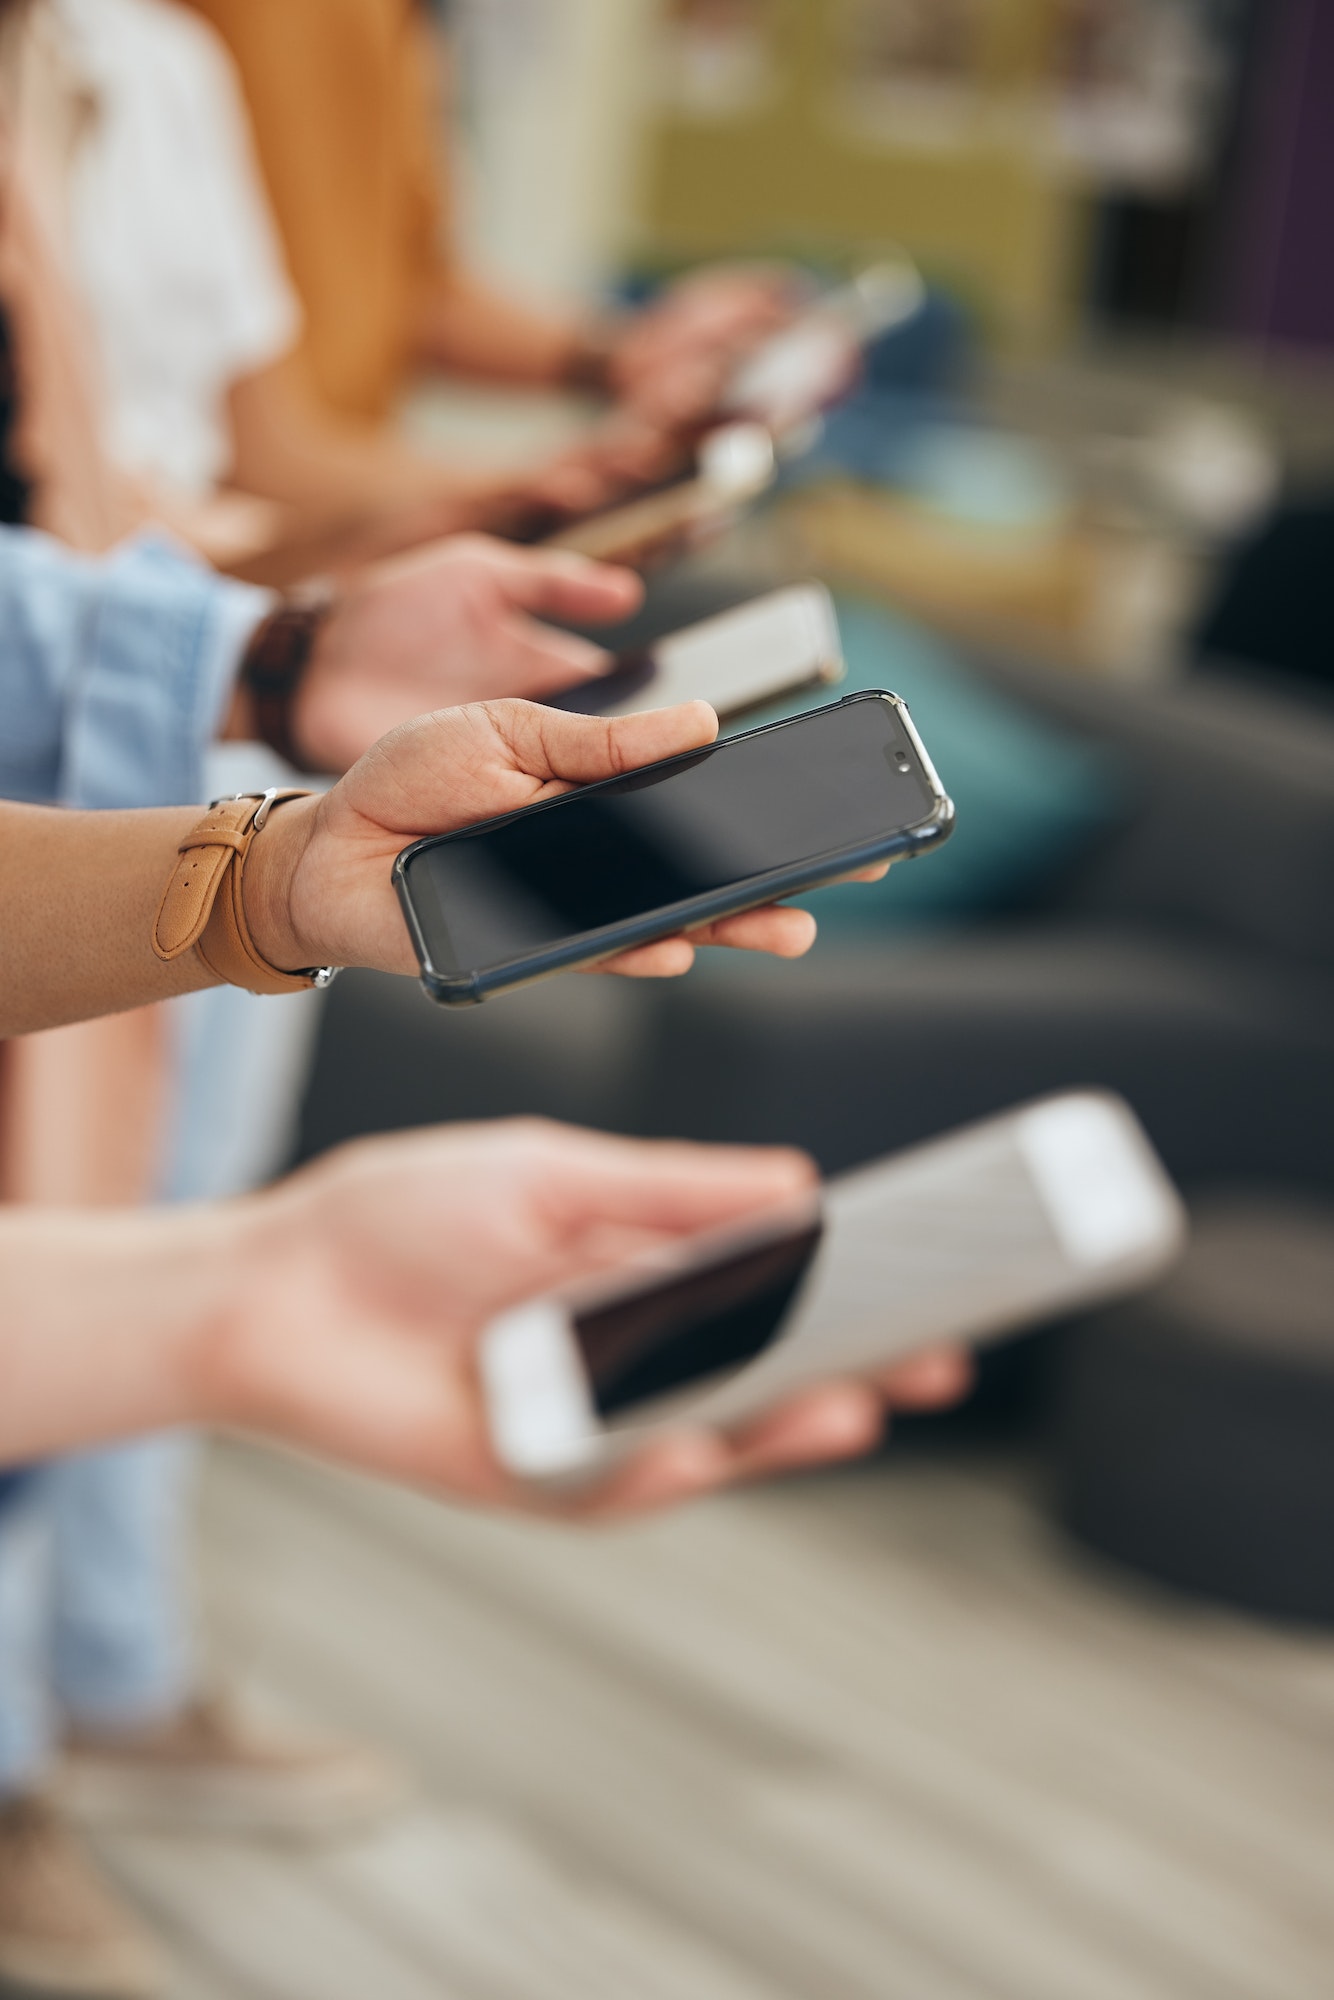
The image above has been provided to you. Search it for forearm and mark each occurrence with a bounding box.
[227,357,504,519]
[0,1203,242,1463]
[0,803,219,1035]
[414,270,598,390]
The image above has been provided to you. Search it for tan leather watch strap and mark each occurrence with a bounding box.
[152,790,322,996]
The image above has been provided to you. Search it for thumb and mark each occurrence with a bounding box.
[493,697,719,787]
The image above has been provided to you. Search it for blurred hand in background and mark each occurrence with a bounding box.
[607,266,800,430]
[202,1121,972,1514]
[279,536,644,774]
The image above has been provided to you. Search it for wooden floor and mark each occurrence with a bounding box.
[93,1439,1334,2000]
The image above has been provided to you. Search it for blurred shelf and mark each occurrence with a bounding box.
[774,479,1203,680]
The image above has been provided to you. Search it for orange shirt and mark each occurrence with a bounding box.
[181,0,451,421]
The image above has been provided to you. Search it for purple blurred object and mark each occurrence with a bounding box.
[1221,0,1334,352]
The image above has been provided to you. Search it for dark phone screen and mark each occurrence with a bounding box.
[546,652,657,714]
[403,697,932,978]
[574,1221,824,1417]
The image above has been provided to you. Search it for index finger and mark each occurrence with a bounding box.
[526,1126,817,1239]
[503,548,644,626]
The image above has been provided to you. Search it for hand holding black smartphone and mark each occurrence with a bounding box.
[394,691,953,1007]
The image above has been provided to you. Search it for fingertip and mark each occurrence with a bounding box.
[599,935,697,980]
[789,1384,885,1459]
[720,1141,817,1192]
[609,698,719,761]
[567,645,615,681]
[772,1144,819,1191]
[595,1429,730,1515]
[672,698,719,742]
[736,1383,885,1476]
[641,938,696,979]
[781,1146,820,1187]
[540,636,611,682]
[881,1347,974,1409]
[779,909,818,957]
[654,1428,731,1488]
[604,562,646,606]
[558,554,644,609]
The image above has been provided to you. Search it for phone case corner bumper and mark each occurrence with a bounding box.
[418,968,485,1009]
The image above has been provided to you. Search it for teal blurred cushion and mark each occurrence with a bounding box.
[745,595,1124,933]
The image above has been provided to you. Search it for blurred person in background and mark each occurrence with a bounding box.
[0,9,666,1974]
[0,0,662,1965]
[0,6,804,1992]
[0,506,948,1992]
[177,0,799,558]
[0,529,654,1994]
[25,0,639,576]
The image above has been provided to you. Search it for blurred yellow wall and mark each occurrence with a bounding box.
[641,0,1088,344]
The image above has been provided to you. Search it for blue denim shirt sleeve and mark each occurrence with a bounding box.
[0,527,270,810]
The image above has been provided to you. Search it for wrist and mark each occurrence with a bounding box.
[166,1203,258,1429]
[183,1189,308,1433]
[0,1204,250,1461]
[238,588,336,770]
[240,792,324,973]
[561,321,621,397]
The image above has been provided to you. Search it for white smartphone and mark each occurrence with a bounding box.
[723,257,927,433]
[548,584,845,725]
[545,422,776,565]
[481,1093,1186,1480]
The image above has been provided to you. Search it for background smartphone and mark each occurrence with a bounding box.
[544,423,776,565]
[723,257,927,433]
[394,690,953,1006]
[548,584,845,725]
[480,1092,1187,1480]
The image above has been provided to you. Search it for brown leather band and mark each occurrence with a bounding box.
[561,324,618,397]
[152,791,318,995]
[238,598,333,770]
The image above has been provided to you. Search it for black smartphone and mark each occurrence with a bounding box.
[394,691,953,1007]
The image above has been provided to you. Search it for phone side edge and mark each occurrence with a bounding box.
[462,801,954,1002]
[480,1300,601,1478]
[392,848,484,1007]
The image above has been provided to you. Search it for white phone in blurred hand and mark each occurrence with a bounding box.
[723,257,927,432]
[548,583,844,726]
[545,421,776,565]
[481,1093,1186,1481]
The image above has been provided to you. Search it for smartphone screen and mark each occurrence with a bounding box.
[575,1221,824,1417]
[399,695,939,988]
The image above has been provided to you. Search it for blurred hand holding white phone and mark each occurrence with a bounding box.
[545,422,776,566]
[723,257,927,434]
[482,1093,1186,1481]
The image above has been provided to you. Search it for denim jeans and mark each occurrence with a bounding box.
[0,1439,198,1792]
[0,748,322,1799]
